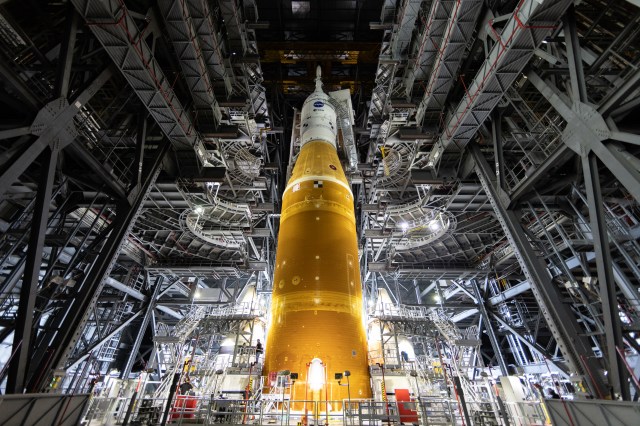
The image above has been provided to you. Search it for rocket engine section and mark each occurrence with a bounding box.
[264,67,371,400]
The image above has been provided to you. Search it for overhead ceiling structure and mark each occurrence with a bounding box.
[0,0,638,403]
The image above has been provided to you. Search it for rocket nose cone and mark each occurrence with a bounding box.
[316,65,322,79]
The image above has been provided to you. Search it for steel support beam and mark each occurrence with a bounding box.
[470,143,607,396]
[103,277,182,319]
[491,313,570,377]
[70,0,220,167]
[6,147,58,394]
[582,153,630,400]
[27,140,170,392]
[453,376,472,426]
[473,278,508,375]
[66,310,143,371]
[158,0,221,123]
[450,308,479,322]
[569,194,640,301]
[563,4,587,104]
[419,282,437,299]
[368,0,421,125]
[599,68,640,117]
[610,131,640,146]
[391,0,423,61]
[507,144,573,207]
[589,10,640,72]
[217,0,268,121]
[491,109,505,191]
[528,72,640,204]
[415,0,483,124]
[425,0,572,169]
[55,6,79,99]
[403,0,451,96]
[0,126,31,140]
[187,0,234,96]
[104,277,145,300]
[66,142,127,199]
[0,68,113,197]
[133,111,147,187]
[489,280,531,306]
[120,275,164,379]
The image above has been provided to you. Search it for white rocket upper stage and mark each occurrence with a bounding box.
[299,65,338,149]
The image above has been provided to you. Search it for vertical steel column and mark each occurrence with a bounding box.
[27,140,170,392]
[470,144,607,397]
[491,110,505,191]
[563,4,587,103]
[133,111,147,188]
[161,372,181,426]
[472,278,508,376]
[582,153,630,400]
[6,147,58,393]
[452,376,471,426]
[120,275,164,379]
[54,6,78,99]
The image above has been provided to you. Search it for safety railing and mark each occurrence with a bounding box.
[501,89,566,193]
[86,390,558,425]
[82,395,424,425]
[369,302,434,322]
[74,104,134,189]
